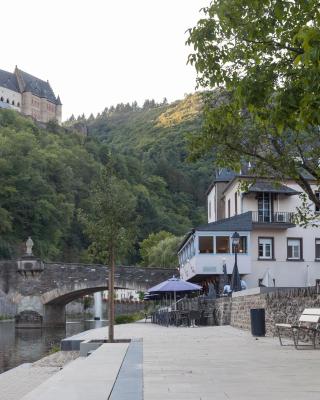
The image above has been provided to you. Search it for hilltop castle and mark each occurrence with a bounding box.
[0,66,62,124]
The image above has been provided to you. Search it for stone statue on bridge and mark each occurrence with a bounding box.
[26,237,34,256]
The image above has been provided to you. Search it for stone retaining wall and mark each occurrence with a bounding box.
[178,287,320,337]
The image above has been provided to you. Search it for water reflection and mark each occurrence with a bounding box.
[0,319,107,374]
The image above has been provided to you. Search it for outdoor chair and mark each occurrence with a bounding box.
[276,308,320,349]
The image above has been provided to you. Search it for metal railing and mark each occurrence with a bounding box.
[252,211,295,224]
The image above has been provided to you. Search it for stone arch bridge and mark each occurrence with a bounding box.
[0,261,175,326]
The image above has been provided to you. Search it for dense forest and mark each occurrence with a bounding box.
[0,93,213,264]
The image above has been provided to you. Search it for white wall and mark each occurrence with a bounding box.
[0,87,21,111]
[179,231,251,281]
[245,226,320,288]
[207,187,215,223]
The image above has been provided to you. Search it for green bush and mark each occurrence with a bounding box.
[115,312,144,325]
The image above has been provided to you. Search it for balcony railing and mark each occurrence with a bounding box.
[252,211,295,224]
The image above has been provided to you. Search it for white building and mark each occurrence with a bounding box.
[178,167,320,288]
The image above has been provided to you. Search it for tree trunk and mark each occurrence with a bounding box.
[108,247,115,342]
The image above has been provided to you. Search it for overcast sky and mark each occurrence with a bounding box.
[2,0,207,120]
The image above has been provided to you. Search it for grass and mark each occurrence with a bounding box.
[0,315,13,321]
[115,312,144,325]
[48,344,60,354]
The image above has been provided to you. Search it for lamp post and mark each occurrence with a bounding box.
[232,231,240,268]
[231,231,242,292]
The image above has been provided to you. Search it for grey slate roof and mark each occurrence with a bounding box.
[0,69,19,92]
[196,211,252,232]
[178,212,252,252]
[246,181,300,195]
[214,168,236,182]
[18,69,57,103]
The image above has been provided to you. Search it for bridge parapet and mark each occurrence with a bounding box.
[0,260,176,326]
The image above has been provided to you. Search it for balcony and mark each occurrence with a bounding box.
[252,211,295,229]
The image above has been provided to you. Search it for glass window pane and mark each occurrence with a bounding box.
[258,238,272,258]
[316,240,320,259]
[199,236,213,254]
[216,236,230,253]
[265,244,271,257]
[259,244,263,257]
[288,239,301,259]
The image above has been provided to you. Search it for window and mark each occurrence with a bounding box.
[287,238,302,260]
[6,98,9,103]
[208,201,211,220]
[235,192,238,215]
[315,192,320,213]
[12,100,15,105]
[199,236,214,254]
[315,239,320,260]
[216,236,230,253]
[258,237,273,259]
[0,97,3,102]
[232,236,247,253]
[258,192,272,222]
[228,199,231,218]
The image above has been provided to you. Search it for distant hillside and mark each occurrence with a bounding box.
[0,94,213,264]
[67,93,213,243]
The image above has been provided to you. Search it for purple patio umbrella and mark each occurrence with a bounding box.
[147,277,202,309]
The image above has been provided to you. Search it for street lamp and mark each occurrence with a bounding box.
[231,232,242,292]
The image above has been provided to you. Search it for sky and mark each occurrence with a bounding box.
[1,0,208,120]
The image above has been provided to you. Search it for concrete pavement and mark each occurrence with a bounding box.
[60,322,320,400]
[2,323,320,399]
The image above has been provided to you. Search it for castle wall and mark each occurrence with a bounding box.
[0,87,21,111]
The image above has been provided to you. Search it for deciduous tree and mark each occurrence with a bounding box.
[187,0,320,221]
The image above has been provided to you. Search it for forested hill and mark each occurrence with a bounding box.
[69,93,213,243]
[0,93,213,263]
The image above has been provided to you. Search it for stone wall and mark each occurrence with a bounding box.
[177,287,320,337]
[0,290,16,317]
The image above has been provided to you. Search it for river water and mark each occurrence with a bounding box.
[0,319,107,374]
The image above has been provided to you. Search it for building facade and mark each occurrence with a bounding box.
[0,66,62,124]
[178,168,320,288]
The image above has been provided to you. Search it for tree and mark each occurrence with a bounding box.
[187,0,320,220]
[80,162,137,341]
[140,231,181,268]
[140,231,174,266]
[147,236,181,269]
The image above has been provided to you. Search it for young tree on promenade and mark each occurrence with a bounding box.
[187,0,320,222]
[80,161,137,341]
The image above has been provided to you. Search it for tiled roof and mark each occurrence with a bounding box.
[178,212,252,252]
[246,181,300,195]
[0,69,19,92]
[18,69,57,103]
[196,212,253,232]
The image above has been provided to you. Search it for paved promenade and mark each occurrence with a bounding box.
[63,322,320,400]
[1,323,320,399]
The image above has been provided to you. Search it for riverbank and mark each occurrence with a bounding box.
[0,351,78,400]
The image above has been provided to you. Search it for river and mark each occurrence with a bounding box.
[0,319,107,374]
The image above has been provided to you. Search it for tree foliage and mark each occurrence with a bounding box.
[79,163,137,264]
[140,231,181,268]
[187,0,320,217]
[0,93,210,263]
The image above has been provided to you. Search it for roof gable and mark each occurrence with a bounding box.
[16,68,57,104]
[0,69,19,92]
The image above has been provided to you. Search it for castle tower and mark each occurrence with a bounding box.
[56,95,62,124]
